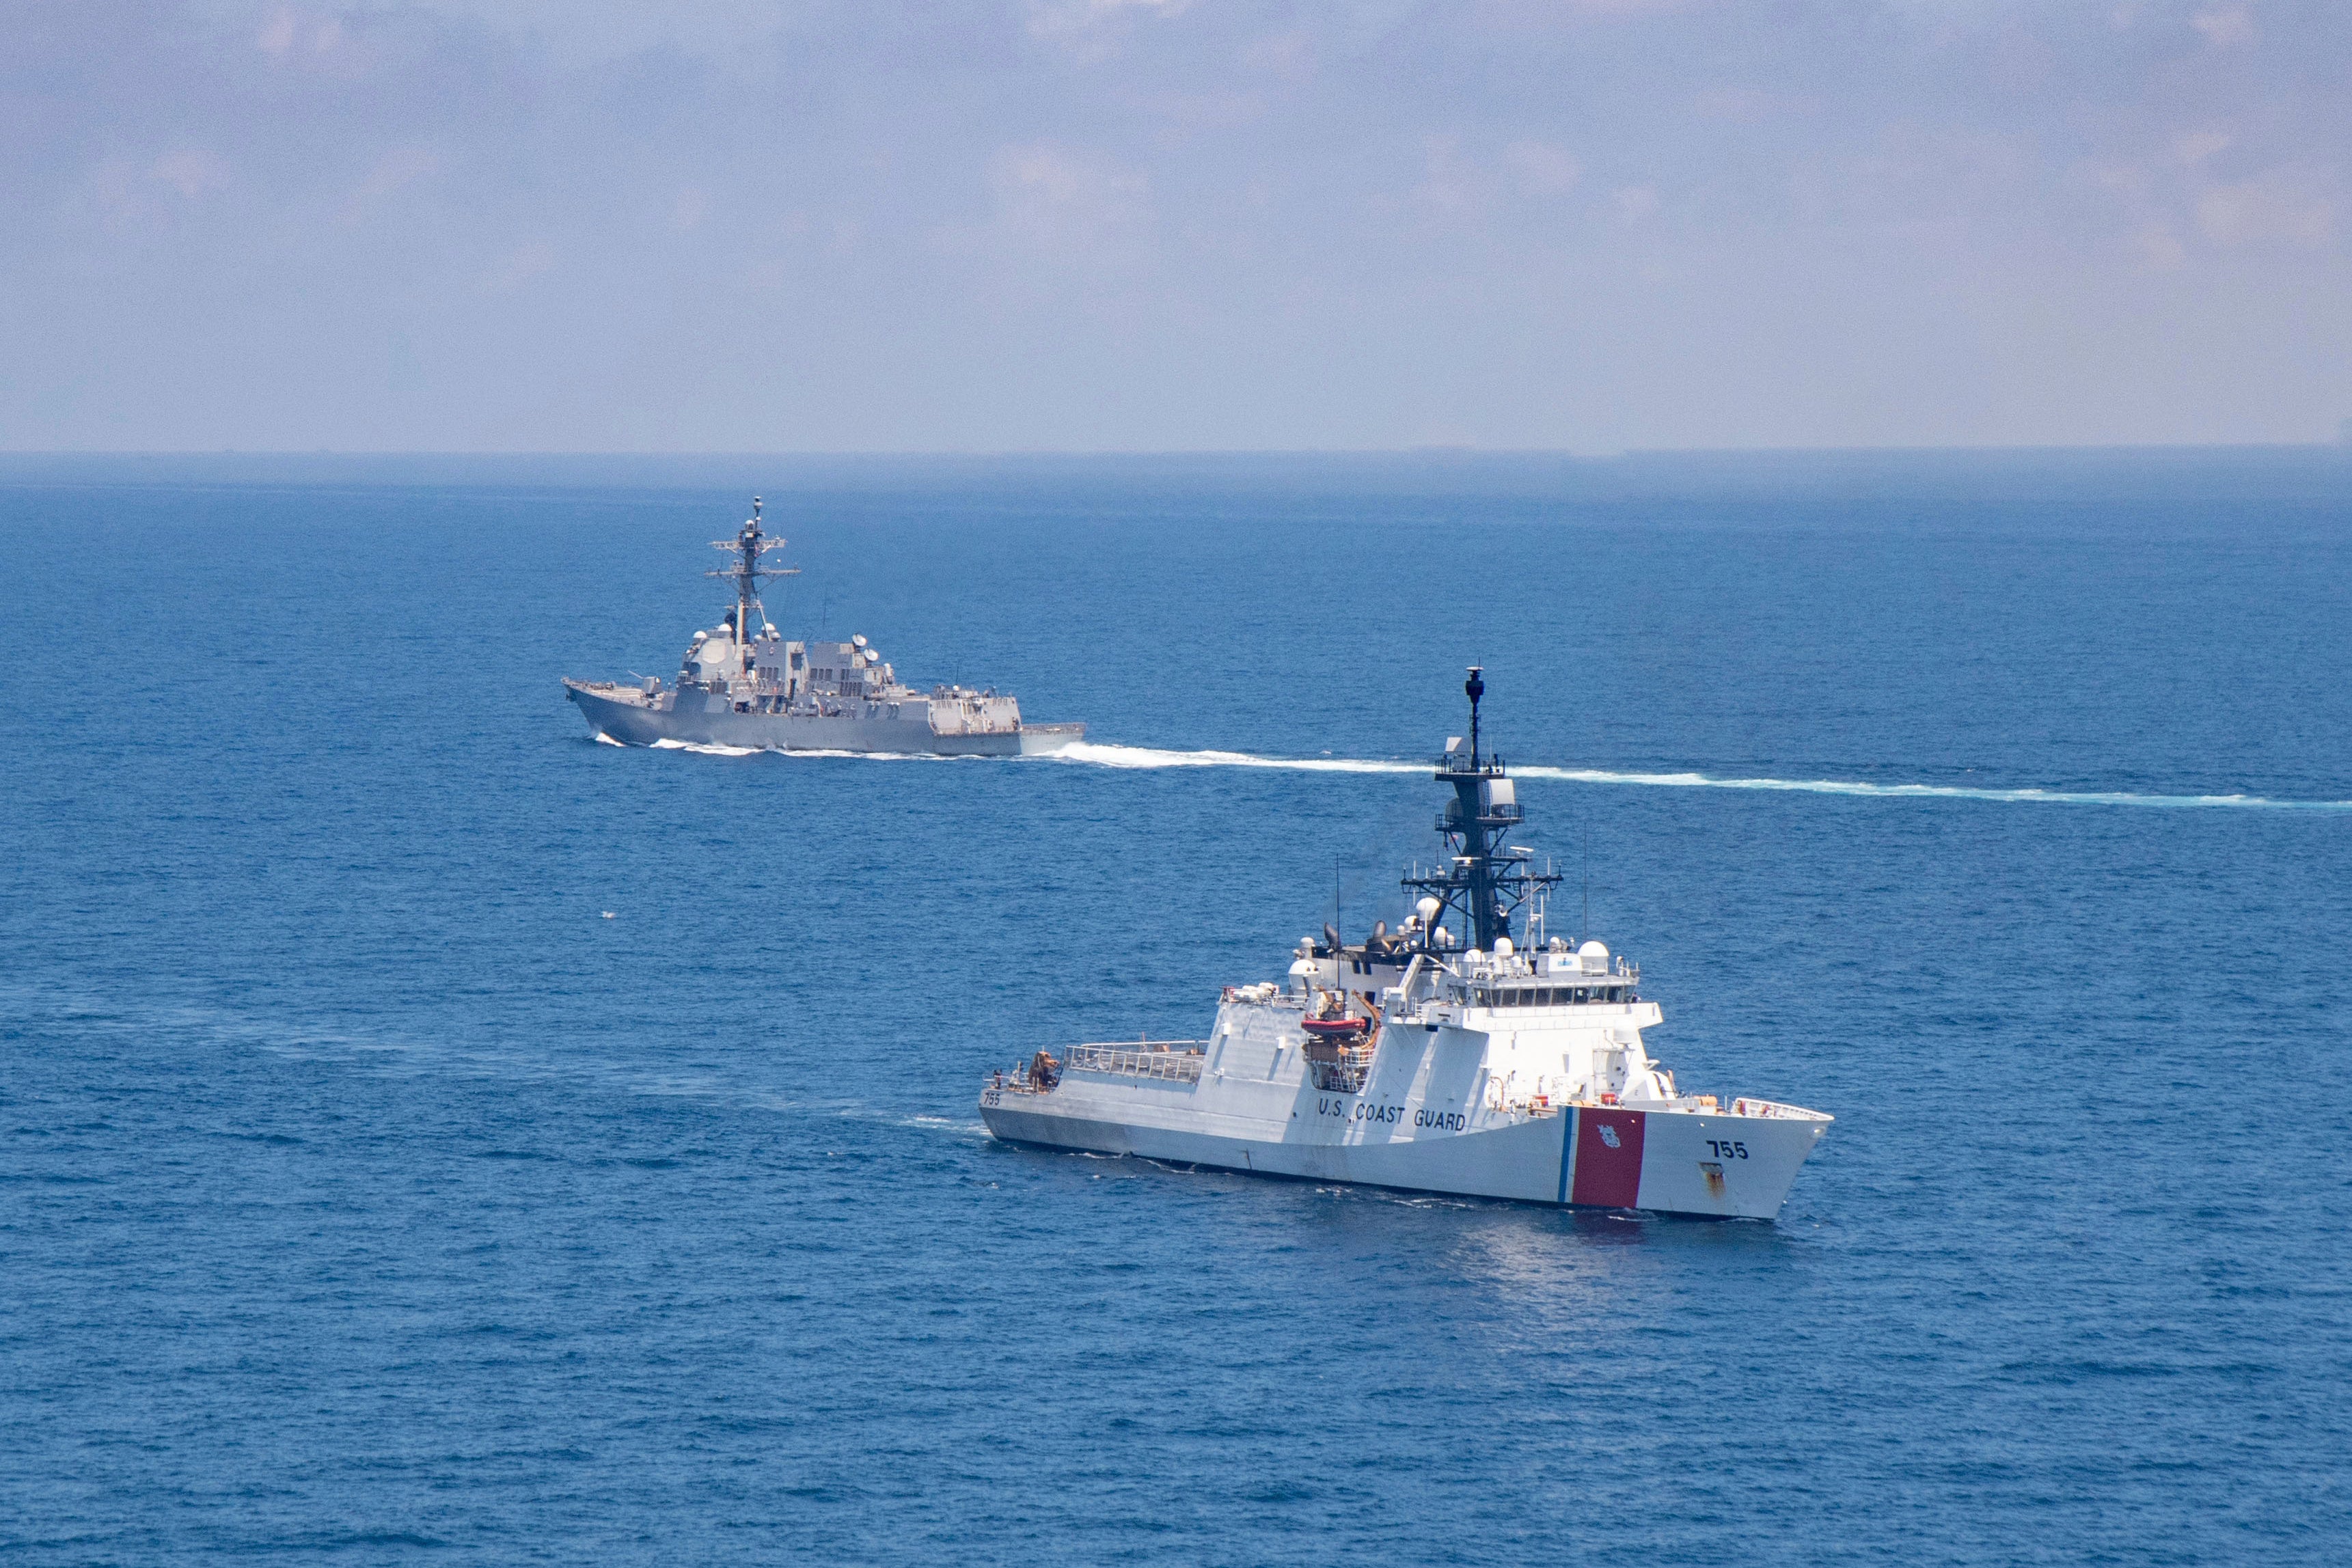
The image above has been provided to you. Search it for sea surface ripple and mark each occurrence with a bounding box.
[4,453,2351,1565]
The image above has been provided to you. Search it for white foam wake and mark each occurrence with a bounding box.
[646,737,961,760]
[1047,743,2352,812]
[1052,741,1423,776]
[618,734,2350,810]
[648,737,763,757]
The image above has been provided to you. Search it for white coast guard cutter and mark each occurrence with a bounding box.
[980,669,1832,1220]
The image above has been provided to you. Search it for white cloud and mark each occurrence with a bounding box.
[1028,0,1192,29]
[1613,184,1660,223]
[2191,6,2256,49]
[1238,27,1313,77]
[1412,135,1482,215]
[151,149,230,199]
[1026,0,1192,59]
[2132,223,2188,269]
[2172,130,2232,167]
[1506,141,1583,197]
[2196,173,2332,247]
[484,240,556,292]
[341,147,439,224]
[257,8,297,55]
[1692,86,1823,123]
[19,0,2352,450]
[949,143,1153,262]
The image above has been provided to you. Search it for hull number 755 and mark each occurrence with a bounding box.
[1705,1140,1749,1159]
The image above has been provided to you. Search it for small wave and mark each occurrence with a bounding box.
[592,730,627,747]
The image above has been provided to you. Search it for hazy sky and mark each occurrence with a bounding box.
[5,1,2350,451]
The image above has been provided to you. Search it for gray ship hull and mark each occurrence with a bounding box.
[566,680,1082,756]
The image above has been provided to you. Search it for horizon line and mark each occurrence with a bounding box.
[5,441,2351,461]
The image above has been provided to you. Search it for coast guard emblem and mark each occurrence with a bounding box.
[1598,1125,1621,1149]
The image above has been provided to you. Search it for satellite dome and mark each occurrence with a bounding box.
[1492,935,1514,957]
[1578,940,1609,959]
[1416,896,1441,923]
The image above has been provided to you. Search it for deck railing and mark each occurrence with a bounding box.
[1066,1041,1210,1083]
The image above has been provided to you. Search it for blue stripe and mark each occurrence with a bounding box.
[1557,1110,1574,1205]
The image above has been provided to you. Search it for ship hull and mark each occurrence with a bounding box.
[981,1093,1822,1219]
[566,681,1083,756]
[980,1006,1828,1220]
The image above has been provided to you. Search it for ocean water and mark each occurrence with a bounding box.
[5,450,2351,1565]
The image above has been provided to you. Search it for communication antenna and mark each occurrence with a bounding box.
[1465,664,1484,767]
[1581,819,1590,944]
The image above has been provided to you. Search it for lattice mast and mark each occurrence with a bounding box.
[1401,666,1563,952]
[708,496,799,639]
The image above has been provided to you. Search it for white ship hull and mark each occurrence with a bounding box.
[982,997,1829,1220]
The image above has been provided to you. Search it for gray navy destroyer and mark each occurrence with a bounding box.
[981,669,1831,1219]
[565,498,1084,755]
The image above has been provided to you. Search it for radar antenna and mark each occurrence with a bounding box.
[1400,666,1562,953]
[707,495,801,639]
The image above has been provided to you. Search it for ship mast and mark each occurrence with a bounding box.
[708,496,799,644]
[1401,666,1562,953]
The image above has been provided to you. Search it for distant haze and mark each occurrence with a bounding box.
[5,1,2350,452]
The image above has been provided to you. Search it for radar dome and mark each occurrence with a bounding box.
[1492,936,1514,957]
[1578,940,1609,959]
[1416,896,1441,923]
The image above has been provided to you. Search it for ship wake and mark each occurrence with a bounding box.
[1047,742,2352,812]
[617,734,2350,811]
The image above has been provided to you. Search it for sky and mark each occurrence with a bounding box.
[4,0,2350,452]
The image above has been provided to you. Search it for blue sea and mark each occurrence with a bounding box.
[5,450,2351,1565]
